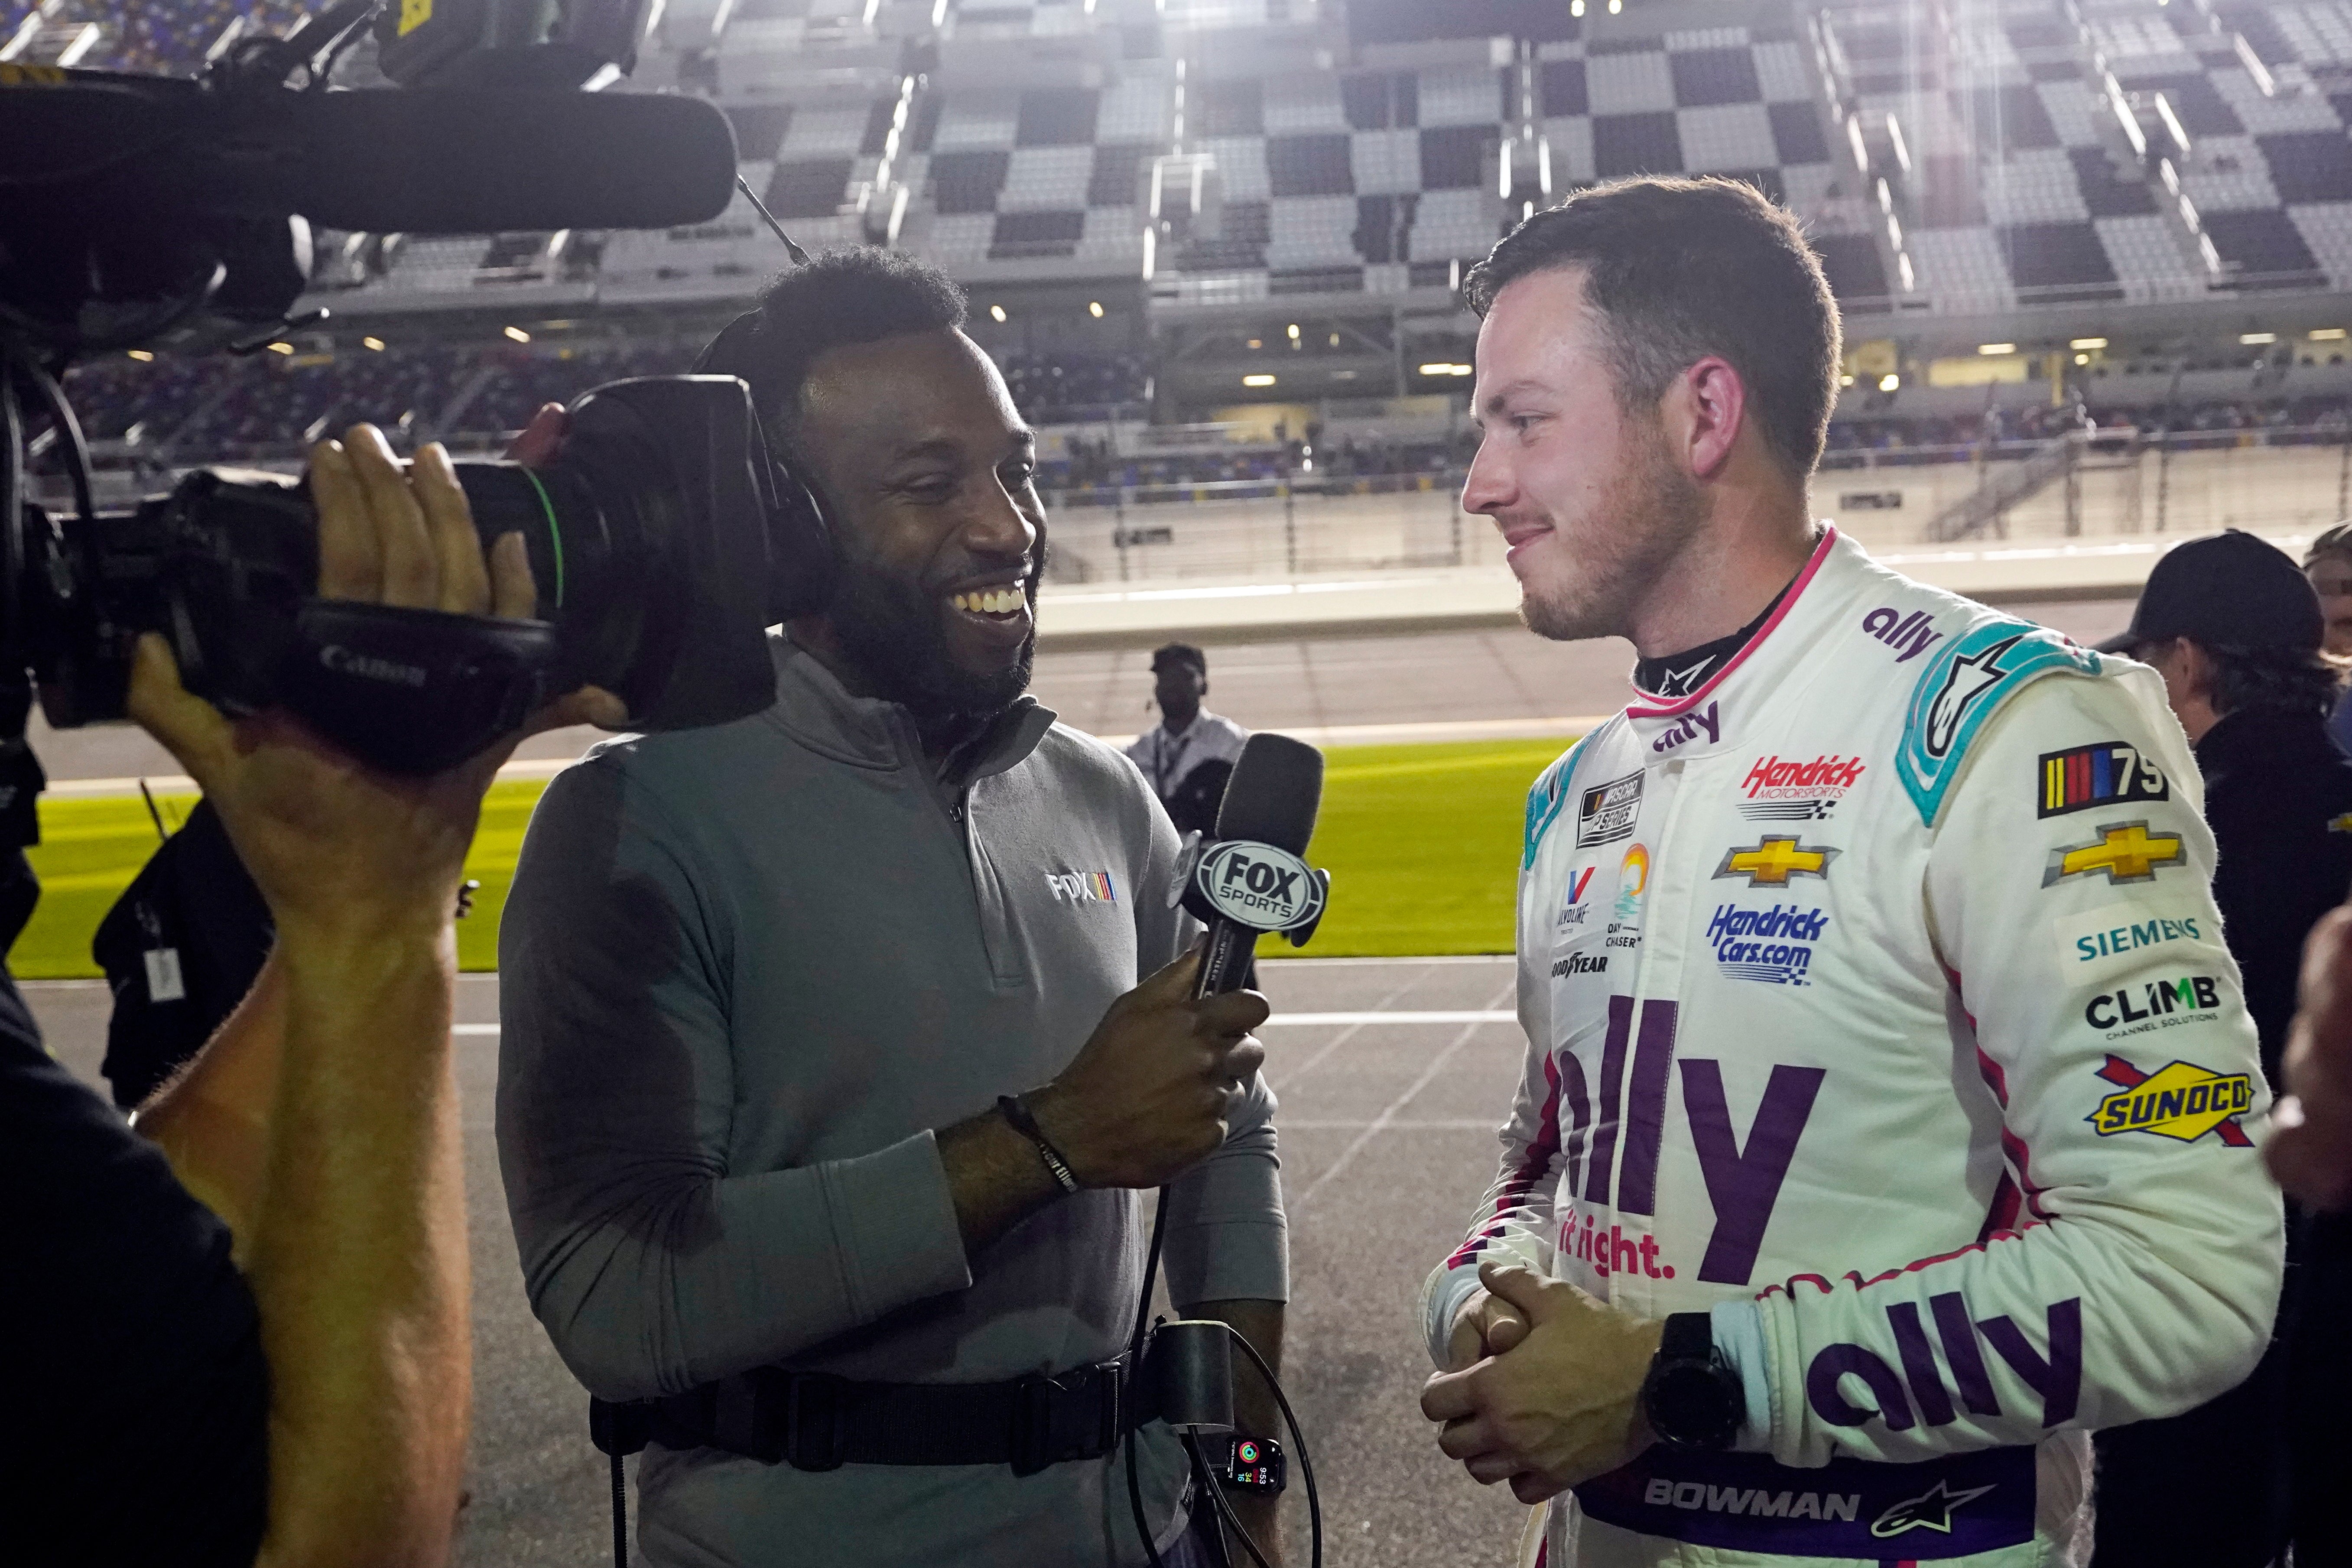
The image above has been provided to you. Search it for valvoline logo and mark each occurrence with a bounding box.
[1196,840,1325,932]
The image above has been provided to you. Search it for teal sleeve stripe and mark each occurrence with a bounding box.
[1523,737,1584,870]
[1896,620,2102,826]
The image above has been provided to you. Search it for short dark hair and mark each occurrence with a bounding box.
[1463,177,1842,476]
[2196,640,2346,720]
[735,247,968,452]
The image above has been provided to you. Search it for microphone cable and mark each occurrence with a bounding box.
[1120,1179,1322,1568]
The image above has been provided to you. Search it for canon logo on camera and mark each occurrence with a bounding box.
[320,644,429,689]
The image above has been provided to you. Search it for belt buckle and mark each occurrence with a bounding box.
[1010,1363,1124,1477]
[780,1372,851,1471]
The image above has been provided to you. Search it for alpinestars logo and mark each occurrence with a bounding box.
[1046,870,1118,905]
[1871,1478,1998,1539]
[1922,633,2024,759]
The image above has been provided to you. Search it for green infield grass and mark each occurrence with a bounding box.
[6,737,1577,979]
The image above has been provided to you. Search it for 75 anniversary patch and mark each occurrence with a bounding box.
[2039,742,2169,819]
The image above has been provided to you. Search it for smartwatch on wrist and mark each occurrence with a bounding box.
[1638,1312,1742,1452]
[1208,1434,1286,1495]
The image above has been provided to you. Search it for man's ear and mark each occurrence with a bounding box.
[1677,355,1748,483]
[2182,639,2219,704]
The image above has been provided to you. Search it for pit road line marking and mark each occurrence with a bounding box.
[1291,979,1516,1208]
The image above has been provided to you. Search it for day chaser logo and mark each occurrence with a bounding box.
[2084,974,2222,1033]
[1576,770,1643,848]
[1922,633,2025,759]
[1738,754,1864,822]
[2042,821,2184,887]
[2089,1054,2254,1146]
[1608,844,1649,950]
[1871,1478,1998,1539]
[2039,741,2169,819]
[1713,836,1838,887]
[1046,870,1118,905]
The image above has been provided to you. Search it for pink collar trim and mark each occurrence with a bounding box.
[1624,526,1839,720]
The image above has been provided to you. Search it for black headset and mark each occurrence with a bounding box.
[692,303,837,620]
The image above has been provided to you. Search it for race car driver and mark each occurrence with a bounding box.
[1416,176,2283,1565]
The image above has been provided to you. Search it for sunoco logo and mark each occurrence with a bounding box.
[1196,841,1325,932]
[321,645,428,688]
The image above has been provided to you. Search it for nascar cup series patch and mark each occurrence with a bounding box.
[2088,1053,2254,1146]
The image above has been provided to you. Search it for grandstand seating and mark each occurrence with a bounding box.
[1,0,305,75]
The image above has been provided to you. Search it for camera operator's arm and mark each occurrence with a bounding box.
[133,427,617,1567]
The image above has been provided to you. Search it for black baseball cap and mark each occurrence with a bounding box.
[1150,643,1208,675]
[2099,529,2323,655]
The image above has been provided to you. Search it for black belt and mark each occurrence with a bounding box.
[591,1358,1148,1478]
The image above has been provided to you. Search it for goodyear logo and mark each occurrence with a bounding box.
[2088,1054,2254,1146]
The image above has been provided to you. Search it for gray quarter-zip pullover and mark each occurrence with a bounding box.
[496,636,1286,1567]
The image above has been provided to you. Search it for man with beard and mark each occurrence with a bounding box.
[1413,178,2280,1568]
[497,251,1289,1568]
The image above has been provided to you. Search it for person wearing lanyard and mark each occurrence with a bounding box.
[1125,644,1249,839]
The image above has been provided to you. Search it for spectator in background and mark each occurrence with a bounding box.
[1125,643,1248,838]
[2303,521,2352,753]
[2095,529,2352,1566]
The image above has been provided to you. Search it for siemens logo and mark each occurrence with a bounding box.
[2053,902,2207,982]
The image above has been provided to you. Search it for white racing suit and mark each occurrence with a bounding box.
[1421,529,2284,1566]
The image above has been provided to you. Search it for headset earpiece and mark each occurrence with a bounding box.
[694,308,835,621]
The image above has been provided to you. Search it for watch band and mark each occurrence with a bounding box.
[997,1093,1080,1193]
[1641,1312,1742,1453]
[1659,1309,1714,1362]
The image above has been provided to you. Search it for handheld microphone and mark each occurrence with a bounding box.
[1173,732,1329,997]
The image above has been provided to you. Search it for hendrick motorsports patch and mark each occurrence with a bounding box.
[2088,1054,2254,1146]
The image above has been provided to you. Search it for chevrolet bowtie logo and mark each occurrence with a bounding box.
[1712,835,1838,886]
[2042,821,2185,887]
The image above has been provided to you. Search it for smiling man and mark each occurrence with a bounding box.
[1415,178,2282,1567]
[497,250,1289,1568]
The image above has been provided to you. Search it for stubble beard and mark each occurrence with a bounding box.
[1519,419,1709,644]
[825,549,1041,724]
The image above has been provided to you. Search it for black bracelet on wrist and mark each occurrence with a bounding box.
[998,1093,1080,1193]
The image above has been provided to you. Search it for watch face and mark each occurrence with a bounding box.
[1649,1362,1740,1449]
[1222,1436,1285,1493]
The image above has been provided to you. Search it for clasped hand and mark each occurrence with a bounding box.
[1418,1261,1663,1505]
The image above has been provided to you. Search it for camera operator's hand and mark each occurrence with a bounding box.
[127,423,619,1568]
[1029,944,1270,1189]
[127,424,622,936]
